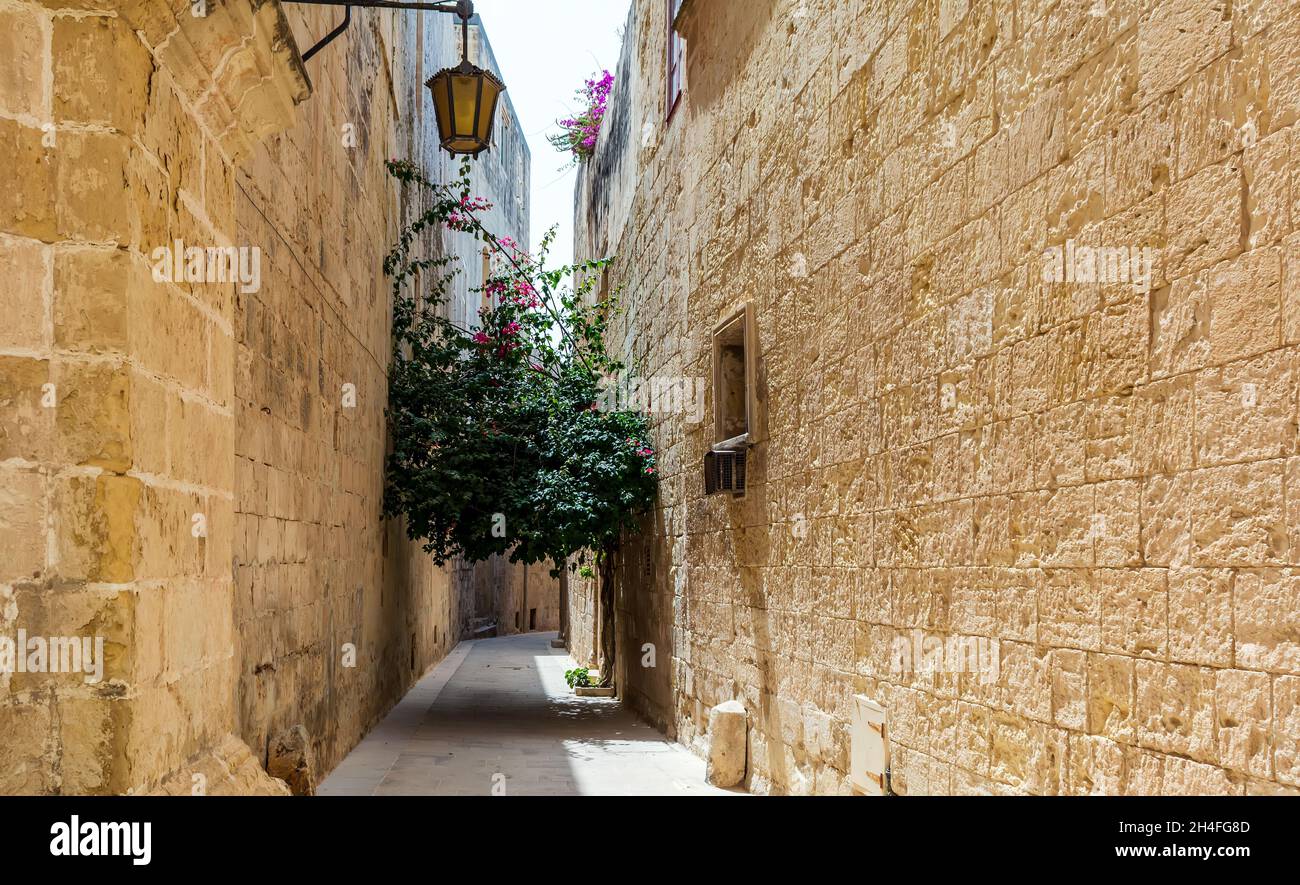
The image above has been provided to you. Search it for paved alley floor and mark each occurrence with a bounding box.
[319,632,735,796]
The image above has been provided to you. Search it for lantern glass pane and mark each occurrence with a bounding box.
[430,75,452,142]
[477,81,502,143]
[451,74,479,137]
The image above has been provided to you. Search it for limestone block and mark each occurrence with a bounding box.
[1234,570,1300,674]
[54,130,131,242]
[1189,461,1285,567]
[705,699,747,787]
[1067,734,1124,795]
[1051,648,1087,730]
[146,734,291,796]
[32,0,118,10]
[990,715,1066,795]
[1101,87,1172,218]
[1092,475,1143,567]
[1168,568,1233,667]
[0,355,54,462]
[127,369,170,476]
[1162,160,1242,283]
[1204,245,1282,366]
[0,233,47,352]
[1193,349,1295,467]
[953,701,990,775]
[0,3,46,118]
[1275,676,1300,786]
[1099,568,1167,659]
[1242,128,1290,250]
[0,467,45,583]
[53,474,141,583]
[1086,653,1135,743]
[53,246,130,354]
[1123,748,1166,796]
[0,702,53,794]
[1136,0,1232,106]
[56,694,120,794]
[1215,669,1272,778]
[125,146,172,254]
[9,582,134,691]
[267,724,317,796]
[170,394,234,489]
[1039,569,1099,651]
[1284,232,1300,346]
[1173,49,1266,184]
[129,281,210,392]
[1135,661,1217,764]
[53,13,152,131]
[1131,374,1194,474]
[1140,472,1193,567]
[0,118,56,240]
[132,0,310,161]
[134,482,203,581]
[54,359,131,471]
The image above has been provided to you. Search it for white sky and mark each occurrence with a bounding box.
[474,0,631,266]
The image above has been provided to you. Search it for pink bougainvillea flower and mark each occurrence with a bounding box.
[549,70,614,162]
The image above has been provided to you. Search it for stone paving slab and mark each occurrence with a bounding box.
[319,631,737,796]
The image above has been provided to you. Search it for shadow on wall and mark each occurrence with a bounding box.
[615,506,675,734]
[728,441,782,790]
[681,0,778,113]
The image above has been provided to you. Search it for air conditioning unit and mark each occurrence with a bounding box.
[704,448,746,496]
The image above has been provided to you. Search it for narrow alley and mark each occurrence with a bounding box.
[320,633,734,797]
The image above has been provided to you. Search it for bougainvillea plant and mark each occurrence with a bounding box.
[382,157,656,680]
[547,70,614,163]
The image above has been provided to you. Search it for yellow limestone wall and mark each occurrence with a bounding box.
[0,0,511,793]
[574,0,1300,795]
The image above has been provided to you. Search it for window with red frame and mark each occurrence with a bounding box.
[666,0,684,119]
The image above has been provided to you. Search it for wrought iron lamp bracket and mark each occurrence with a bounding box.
[283,1,475,65]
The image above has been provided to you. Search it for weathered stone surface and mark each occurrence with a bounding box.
[0,467,45,583]
[53,13,152,131]
[1275,677,1300,786]
[0,3,45,118]
[53,247,130,353]
[0,355,53,462]
[0,118,55,241]
[0,234,47,352]
[0,0,530,797]
[0,702,53,794]
[1234,570,1300,674]
[565,0,1300,795]
[705,700,747,788]
[150,735,291,796]
[53,474,140,584]
[266,725,316,796]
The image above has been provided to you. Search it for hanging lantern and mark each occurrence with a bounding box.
[284,1,506,158]
[427,58,506,158]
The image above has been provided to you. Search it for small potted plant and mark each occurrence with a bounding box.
[565,667,615,698]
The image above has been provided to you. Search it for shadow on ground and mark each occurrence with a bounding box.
[319,632,736,796]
